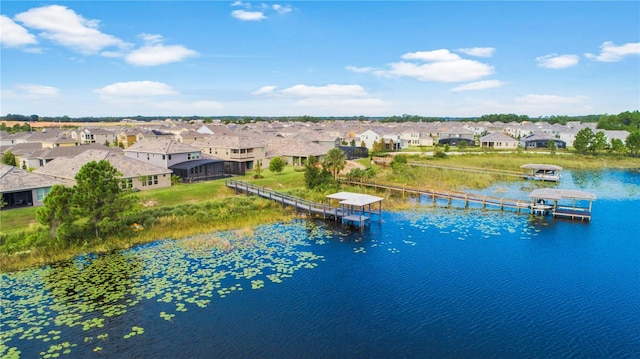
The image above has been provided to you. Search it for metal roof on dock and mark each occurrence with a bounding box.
[520,164,563,171]
[326,192,384,206]
[528,188,596,201]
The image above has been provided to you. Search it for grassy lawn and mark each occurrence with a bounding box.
[0,206,40,235]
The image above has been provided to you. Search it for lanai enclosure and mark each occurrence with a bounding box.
[521,163,563,182]
[528,188,596,221]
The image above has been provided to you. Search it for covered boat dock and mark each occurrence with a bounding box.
[528,188,596,221]
[326,192,384,228]
[521,164,563,182]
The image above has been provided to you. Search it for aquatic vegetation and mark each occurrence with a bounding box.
[0,220,328,357]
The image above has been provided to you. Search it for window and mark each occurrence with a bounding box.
[148,176,153,186]
[168,154,172,160]
[121,178,133,189]
[153,175,158,185]
[162,155,166,160]
[36,188,50,201]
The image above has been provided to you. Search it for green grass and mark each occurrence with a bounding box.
[0,206,40,234]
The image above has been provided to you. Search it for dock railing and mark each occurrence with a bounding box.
[338,177,530,212]
[225,179,340,218]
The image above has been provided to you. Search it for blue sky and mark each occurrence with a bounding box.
[1,1,639,118]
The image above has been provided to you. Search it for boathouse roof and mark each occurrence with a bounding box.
[529,188,596,201]
[326,192,384,206]
[520,164,563,171]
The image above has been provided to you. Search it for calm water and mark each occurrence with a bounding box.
[2,170,639,359]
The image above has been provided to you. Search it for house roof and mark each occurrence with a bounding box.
[479,132,517,142]
[0,164,66,192]
[124,138,200,154]
[192,135,266,149]
[35,149,171,180]
[265,138,331,157]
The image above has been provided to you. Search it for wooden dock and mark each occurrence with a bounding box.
[338,177,532,213]
[225,180,382,227]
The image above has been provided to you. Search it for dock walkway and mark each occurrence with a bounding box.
[225,180,381,227]
[339,177,532,212]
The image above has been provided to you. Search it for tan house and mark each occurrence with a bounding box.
[191,135,266,171]
[35,149,172,191]
[479,132,519,149]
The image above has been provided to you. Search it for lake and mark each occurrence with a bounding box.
[1,169,639,358]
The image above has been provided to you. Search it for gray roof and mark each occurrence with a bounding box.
[265,138,331,157]
[124,138,201,155]
[480,132,517,142]
[0,164,66,192]
[35,149,171,180]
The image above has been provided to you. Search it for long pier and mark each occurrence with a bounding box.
[339,177,532,213]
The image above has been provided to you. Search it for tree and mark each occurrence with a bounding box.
[253,160,263,179]
[573,127,594,154]
[1,151,17,166]
[36,185,75,240]
[609,138,625,155]
[626,131,640,157]
[546,140,556,154]
[171,174,182,186]
[322,148,346,179]
[591,131,607,154]
[73,160,135,238]
[269,156,285,175]
[350,139,356,147]
[304,155,333,189]
[457,140,467,151]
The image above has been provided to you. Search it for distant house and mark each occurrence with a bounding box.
[0,164,66,209]
[358,128,406,150]
[438,137,475,147]
[265,138,331,167]
[35,149,172,190]
[338,145,369,160]
[521,134,566,149]
[479,132,519,149]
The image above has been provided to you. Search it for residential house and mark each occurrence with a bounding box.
[35,149,172,190]
[265,137,331,167]
[0,164,66,209]
[124,138,227,181]
[479,132,519,150]
[358,128,406,150]
[76,128,118,145]
[293,132,341,148]
[191,135,266,173]
[117,129,139,148]
[521,134,566,149]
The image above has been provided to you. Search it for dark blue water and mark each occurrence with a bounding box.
[2,170,639,358]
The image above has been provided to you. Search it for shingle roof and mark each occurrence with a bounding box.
[0,164,65,192]
[123,138,200,154]
[35,149,171,180]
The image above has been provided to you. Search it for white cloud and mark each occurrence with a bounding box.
[94,81,178,98]
[536,54,579,69]
[515,94,587,105]
[279,84,369,97]
[457,47,495,57]
[14,5,129,54]
[451,80,505,92]
[272,4,292,14]
[346,66,375,73]
[252,86,277,95]
[3,84,60,99]
[377,59,494,83]
[0,15,37,48]
[231,9,266,21]
[371,49,494,83]
[126,43,197,66]
[402,49,461,62]
[585,41,640,62]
